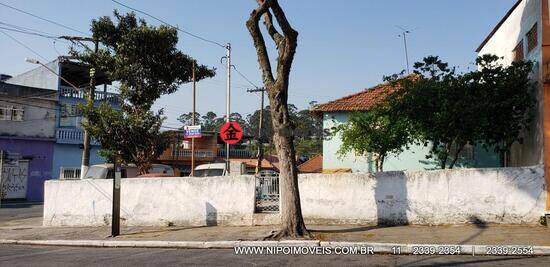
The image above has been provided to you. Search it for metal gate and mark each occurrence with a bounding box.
[1,160,29,200]
[255,170,279,213]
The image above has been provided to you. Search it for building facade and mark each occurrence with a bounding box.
[313,81,501,173]
[0,82,56,201]
[1,57,119,200]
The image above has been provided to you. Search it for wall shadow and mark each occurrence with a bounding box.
[205,202,218,226]
[375,171,409,226]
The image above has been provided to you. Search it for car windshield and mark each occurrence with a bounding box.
[193,169,224,177]
[84,166,107,179]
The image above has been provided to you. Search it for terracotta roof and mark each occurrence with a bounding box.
[230,158,275,169]
[312,80,403,113]
[298,155,323,173]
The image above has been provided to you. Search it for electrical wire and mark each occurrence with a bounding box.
[0,2,89,36]
[0,29,48,61]
[111,0,226,49]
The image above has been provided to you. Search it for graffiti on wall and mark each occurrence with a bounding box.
[1,160,28,199]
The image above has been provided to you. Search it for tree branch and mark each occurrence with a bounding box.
[256,0,284,46]
[246,0,275,85]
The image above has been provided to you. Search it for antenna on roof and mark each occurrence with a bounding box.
[396,26,415,74]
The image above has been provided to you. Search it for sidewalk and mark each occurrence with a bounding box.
[1,218,549,246]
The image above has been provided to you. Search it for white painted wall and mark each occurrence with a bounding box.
[299,167,546,225]
[44,167,547,227]
[44,176,256,227]
[477,0,544,166]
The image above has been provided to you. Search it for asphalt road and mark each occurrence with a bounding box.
[0,245,549,267]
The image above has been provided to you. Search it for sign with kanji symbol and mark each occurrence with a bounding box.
[220,122,243,144]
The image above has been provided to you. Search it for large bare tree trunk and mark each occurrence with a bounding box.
[247,0,310,239]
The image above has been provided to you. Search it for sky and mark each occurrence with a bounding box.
[0,0,518,129]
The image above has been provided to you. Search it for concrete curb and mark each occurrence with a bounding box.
[1,239,550,255]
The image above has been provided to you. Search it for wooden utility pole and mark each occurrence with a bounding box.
[247,87,266,174]
[191,61,196,176]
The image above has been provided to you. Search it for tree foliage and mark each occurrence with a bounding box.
[335,86,412,172]
[335,55,536,171]
[76,11,214,174]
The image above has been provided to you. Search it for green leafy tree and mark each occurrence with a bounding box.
[466,55,536,161]
[334,94,412,172]
[178,112,201,127]
[76,11,214,174]
[388,55,535,168]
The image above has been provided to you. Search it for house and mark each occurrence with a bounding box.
[475,0,550,213]
[0,82,57,201]
[1,57,119,200]
[298,155,323,173]
[312,81,501,173]
[156,130,255,176]
[476,0,547,167]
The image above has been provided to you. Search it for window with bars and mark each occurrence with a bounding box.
[512,40,524,62]
[527,23,538,53]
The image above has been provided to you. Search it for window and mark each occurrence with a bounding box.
[0,105,24,121]
[0,106,10,120]
[527,23,538,53]
[60,104,82,127]
[512,41,524,62]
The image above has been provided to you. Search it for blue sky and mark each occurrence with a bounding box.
[0,0,517,128]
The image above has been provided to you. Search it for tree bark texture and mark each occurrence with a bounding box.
[247,0,309,238]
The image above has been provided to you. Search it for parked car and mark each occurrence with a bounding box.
[83,164,174,179]
[193,163,227,177]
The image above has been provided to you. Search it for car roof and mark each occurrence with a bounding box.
[194,163,226,170]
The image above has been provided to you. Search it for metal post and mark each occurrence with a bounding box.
[225,43,231,175]
[402,31,410,74]
[256,89,265,174]
[191,61,196,176]
[111,153,121,237]
[81,41,99,179]
[247,88,266,174]
[0,150,4,206]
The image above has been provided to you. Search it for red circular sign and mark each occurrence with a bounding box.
[219,122,243,144]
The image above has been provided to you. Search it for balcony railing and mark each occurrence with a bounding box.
[217,149,253,158]
[59,86,119,105]
[55,128,99,145]
[171,149,215,158]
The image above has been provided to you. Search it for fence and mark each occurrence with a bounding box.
[59,167,81,180]
[255,170,280,213]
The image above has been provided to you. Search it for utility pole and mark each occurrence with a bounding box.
[247,87,266,174]
[225,43,231,175]
[191,61,196,176]
[59,36,99,179]
[81,40,99,179]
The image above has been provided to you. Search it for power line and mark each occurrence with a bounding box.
[232,65,260,88]
[0,21,66,39]
[0,29,48,61]
[111,0,226,48]
[0,2,89,36]
[0,25,58,39]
